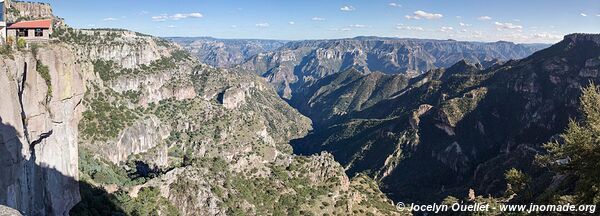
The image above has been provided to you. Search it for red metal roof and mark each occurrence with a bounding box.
[8,19,52,29]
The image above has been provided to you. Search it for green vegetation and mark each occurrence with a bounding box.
[123,90,142,104]
[36,60,52,103]
[504,168,530,196]
[79,87,143,142]
[52,27,123,45]
[78,149,140,186]
[0,45,13,57]
[537,83,600,205]
[93,60,118,81]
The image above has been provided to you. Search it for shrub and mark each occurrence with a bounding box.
[36,60,52,102]
[17,37,27,49]
[0,45,12,56]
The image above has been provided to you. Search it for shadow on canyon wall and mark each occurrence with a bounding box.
[0,117,126,216]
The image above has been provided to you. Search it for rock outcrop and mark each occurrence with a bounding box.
[104,115,170,164]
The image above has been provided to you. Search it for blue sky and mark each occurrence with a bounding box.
[38,0,600,43]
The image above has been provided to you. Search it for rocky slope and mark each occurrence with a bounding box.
[239,37,547,98]
[291,33,600,203]
[64,29,403,215]
[168,37,286,68]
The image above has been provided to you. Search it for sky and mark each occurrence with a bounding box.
[37,0,600,43]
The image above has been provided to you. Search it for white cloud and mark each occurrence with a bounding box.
[456,16,462,19]
[288,21,295,25]
[532,33,562,40]
[349,24,366,28]
[440,26,454,32]
[255,23,270,27]
[513,19,521,22]
[405,10,443,20]
[396,24,424,31]
[86,24,96,27]
[491,32,563,43]
[580,13,588,17]
[152,15,168,22]
[459,22,471,27]
[494,22,523,30]
[340,5,355,11]
[171,12,203,20]
[597,14,600,17]
[388,2,401,8]
[330,28,351,31]
[152,13,203,21]
[312,17,325,21]
[230,25,238,28]
[138,10,149,15]
[103,17,117,21]
[477,16,492,21]
[167,25,176,28]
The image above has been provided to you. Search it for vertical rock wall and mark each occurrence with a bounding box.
[0,45,85,216]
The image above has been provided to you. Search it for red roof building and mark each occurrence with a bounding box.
[8,19,53,29]
[6,19,54,42]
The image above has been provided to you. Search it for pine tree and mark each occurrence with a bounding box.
[537,83,600,205]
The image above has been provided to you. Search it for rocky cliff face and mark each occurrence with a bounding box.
[239,37,547,98]
[65,30,177,69]
[0,44,86,215]
[5,0,55,23]
[291,33,600,203]
[168,37,287,68]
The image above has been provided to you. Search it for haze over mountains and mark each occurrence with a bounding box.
[173,37,548,98]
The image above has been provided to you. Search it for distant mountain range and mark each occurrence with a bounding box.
[242,38,550,98]
[172,37,548,99]
[167,37,287,68]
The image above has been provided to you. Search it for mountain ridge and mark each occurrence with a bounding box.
[290,33,600,203]
[236,36,549,98]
